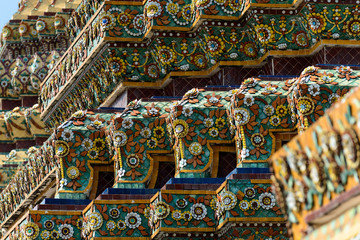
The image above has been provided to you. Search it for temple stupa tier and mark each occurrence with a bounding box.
[0,0,84,59]
[38,0,360,127]
[0,0,360,239]
[0,0,84,194]
[270,70,360,239]
[0,64,358,239]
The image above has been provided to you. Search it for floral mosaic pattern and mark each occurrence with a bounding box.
[77,179,285,239]
[3,1,360,240]
[270,67,360,238]
[150,193,216,231]
[7,180,285,239]
[287,66,359,132]
[1,65,357,226]
[0,51,61,99]
[169,89,233,177]
[41,2,360,126]
[230,80,294,163]
[55,111,113,194]
[217,181,283,228]
[82,203,149,238]
[110,102,172,183]
[32,67,360,192]
[23,213,82,240]
[46,65,358,185]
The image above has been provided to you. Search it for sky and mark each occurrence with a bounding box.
[0,1,19,29]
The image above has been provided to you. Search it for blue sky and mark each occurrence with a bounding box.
[0,2,19,29]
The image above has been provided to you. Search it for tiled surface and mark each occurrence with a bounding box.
[0,164,18,167]
[217,152,237,178]
[103,188,159,195]
[226,168,271,179]
[230,168,271,174]
[228,173,272,179]
[155,162,175,189]
[0,144,16,152]
[35,137,49,146]
[1,100,21,110]
[42,198,91,205]
[37,204,88,210]
[97,194,155,200]
[313,48,326,65]
[164,183,221,190]
[222,66,270,85]
[172,77,214,96]
[35,198,92,211]
[324,47,360,65]
[127,88,169,102]
[22,96,38,108]
[274,132,298,151]
[272,57,312,76]
[16,140,36,149]
[96,171,115,198]
[121,46,360,106]
[167,177,226,184]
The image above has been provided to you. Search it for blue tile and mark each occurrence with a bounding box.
[104,188,159,195]
[165,178,225,185]
[226,168,270,177]
[43,198,91,205]
[97,107,125,111]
